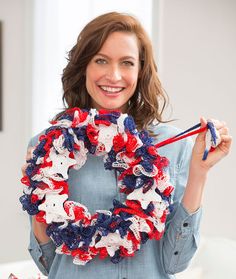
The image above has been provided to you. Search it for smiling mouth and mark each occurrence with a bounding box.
[98,86,125,94]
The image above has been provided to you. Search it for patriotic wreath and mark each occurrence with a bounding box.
[20,108,174,265]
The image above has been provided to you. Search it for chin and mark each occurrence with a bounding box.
[96,102,126,112]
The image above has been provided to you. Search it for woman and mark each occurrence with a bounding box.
[22,12,232,279]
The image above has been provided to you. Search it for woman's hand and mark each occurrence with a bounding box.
[190,117,232,174]
[182,117,232,213]
[21,147,35,176]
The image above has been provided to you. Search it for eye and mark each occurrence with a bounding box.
[95,58,107,65]
[122,61,134,66]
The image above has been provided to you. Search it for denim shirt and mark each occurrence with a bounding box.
[27,123,202,279]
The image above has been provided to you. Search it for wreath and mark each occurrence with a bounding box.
[20,108,174,265]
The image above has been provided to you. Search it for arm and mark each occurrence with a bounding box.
[161,137,202,274]
[32,216,51,244]
[23,137,56,275]
[28,216,56,276]
[160,118,232,274]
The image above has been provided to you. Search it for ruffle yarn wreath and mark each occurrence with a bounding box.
[20,108,174,265]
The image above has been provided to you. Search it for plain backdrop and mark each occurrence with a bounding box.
[0,0,235,265]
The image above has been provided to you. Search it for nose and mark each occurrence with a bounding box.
[105,65,122,83]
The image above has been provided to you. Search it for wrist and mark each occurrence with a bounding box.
[188,167,208,184]
[189,160,209,178]
[182,167,208,214]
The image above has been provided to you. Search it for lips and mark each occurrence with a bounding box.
[99,85,125,94]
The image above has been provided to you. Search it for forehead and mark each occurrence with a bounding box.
[98,31,139,59]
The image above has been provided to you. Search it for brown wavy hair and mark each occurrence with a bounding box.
[55,12,169,132]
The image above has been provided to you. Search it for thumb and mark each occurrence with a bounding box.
[26,147,35,161]
[192,116,208,155]
[195,116,208,143]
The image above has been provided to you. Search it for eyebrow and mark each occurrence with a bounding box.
[95,52,137,61]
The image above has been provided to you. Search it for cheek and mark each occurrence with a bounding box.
[129,72,139,88]
[86,65,97,86]
[86,74,98,96]
[86,65,103,83]
[130,66,139,81]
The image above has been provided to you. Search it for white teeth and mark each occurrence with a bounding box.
[100,86,123,93]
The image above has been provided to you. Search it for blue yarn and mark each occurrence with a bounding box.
[95,111,120,124]
[124,116,137,134]
[32,139,47,159]
[123,175,136,191]
[78,225,96,240]
[207,121,217,145]
[46,224,64,247]
[94,210,133,238]
[73,126,87,141]
[168,203,174,213]
[25,164,37,177]
[140,160,153,172]
[95,214,121,235]
[202,149,209,161]
[117,219,132,237]
[104,150,121,170]
[140,232,149,244]
[112,199,127,210]
[60,225,81,250]
[138,130,153,145]
[62,129,74,152]
[143,202,154,215]
[111,250,123,264]
[88,144,97,154]
[135,146,155,160]
[118,211,133,219]
[59,114,73,122]
[19,194,40,215]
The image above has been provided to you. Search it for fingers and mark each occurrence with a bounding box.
[200,116,207,128]
[195,116,207,143]
[218,134,233,155]
[22,147,35,176]
[208,119,231,144]
[195,117,232,151]
[207,118,226,129]
[218,126,229,136]
[202,118,230,138]
[205,117,232,155]
[21,163,28,176]
[26,147,35,161]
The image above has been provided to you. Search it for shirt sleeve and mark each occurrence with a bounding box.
[26,135,56,276]
[160,137,203,274]
[28,225,56,276]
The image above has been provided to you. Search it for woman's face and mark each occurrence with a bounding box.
[86,32,140,113]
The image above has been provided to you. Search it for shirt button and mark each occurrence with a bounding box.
[183,222,189,227]
[174,251,179,255]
